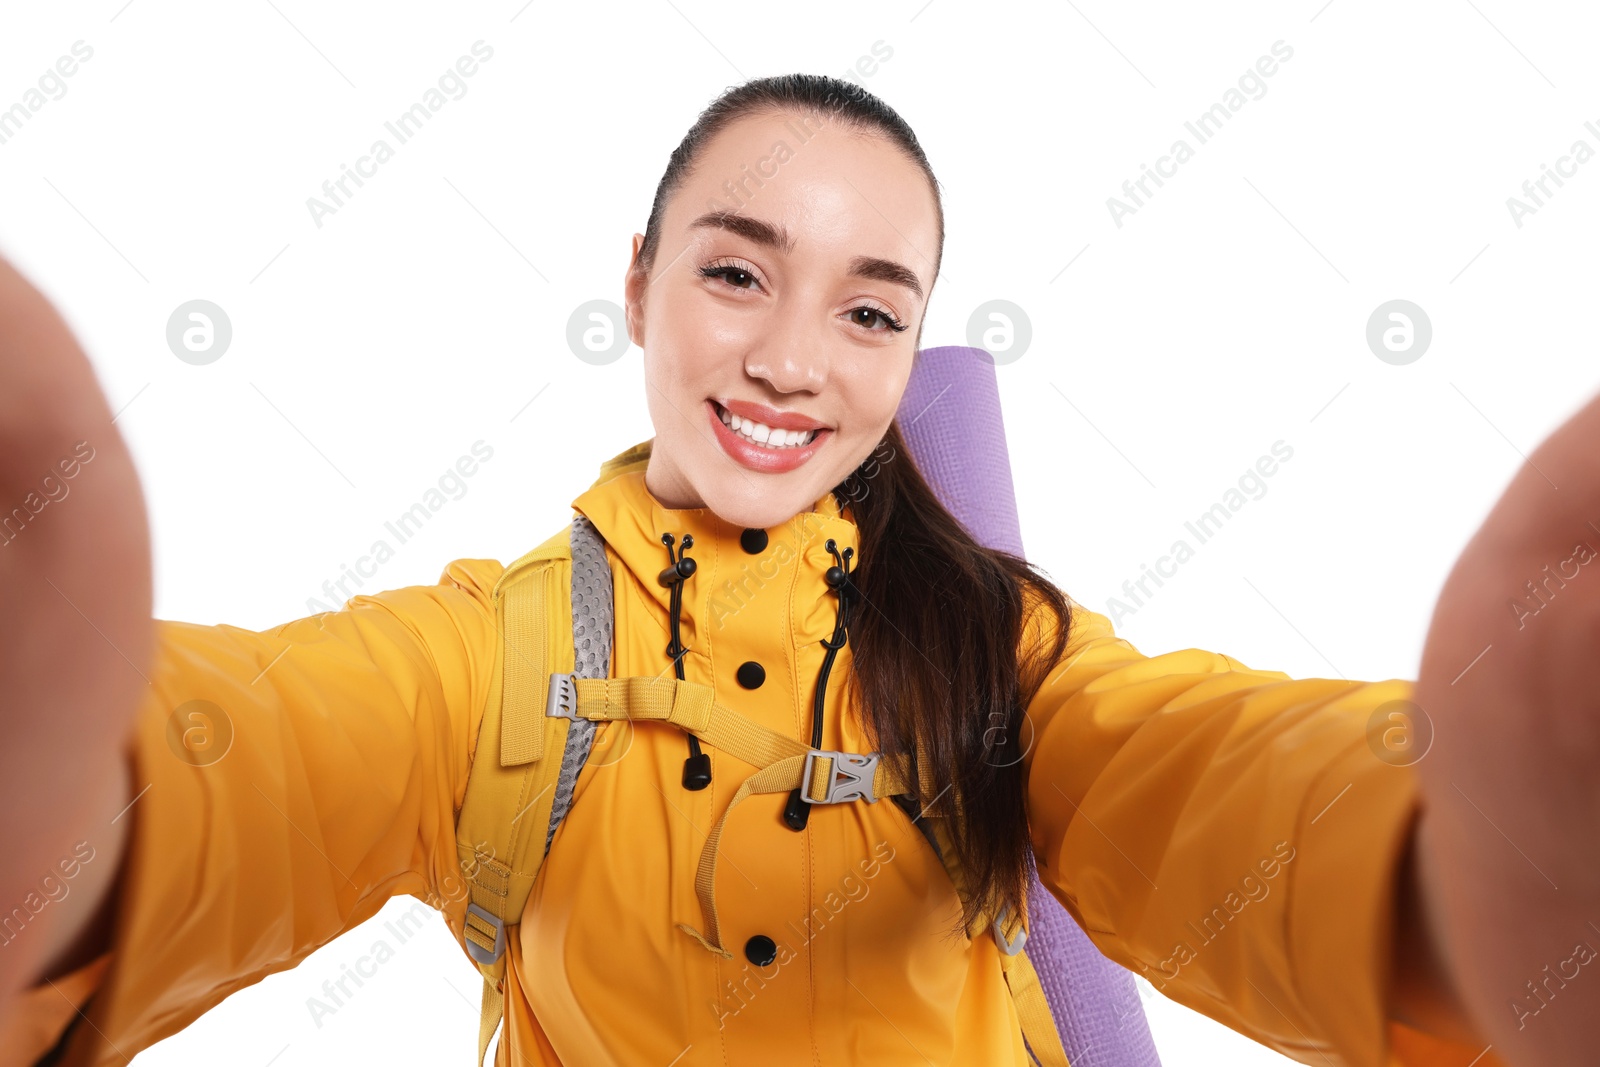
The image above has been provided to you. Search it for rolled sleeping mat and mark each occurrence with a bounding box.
[895,345,1163,1067]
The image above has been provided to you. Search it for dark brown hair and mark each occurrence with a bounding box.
[632,74,1074,933]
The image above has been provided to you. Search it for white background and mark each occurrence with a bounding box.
[4,0,1597,1063]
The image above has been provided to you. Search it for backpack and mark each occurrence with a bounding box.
[450,470,1070,1066]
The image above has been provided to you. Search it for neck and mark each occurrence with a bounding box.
[643,453,705,511]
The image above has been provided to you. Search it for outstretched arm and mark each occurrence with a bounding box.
[1024,387,1600,1065]
[0,255,504,1066]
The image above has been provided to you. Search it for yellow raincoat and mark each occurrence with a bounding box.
[6,439,1500,1067]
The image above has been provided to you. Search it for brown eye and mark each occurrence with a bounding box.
[848,306,907,332]
[699,264,757,289]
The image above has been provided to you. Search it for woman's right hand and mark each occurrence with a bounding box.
[0,254,152,1027]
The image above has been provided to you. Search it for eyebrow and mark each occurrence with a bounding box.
[690,211,794,254]
[846,255,923,300]
[689,211,925,300]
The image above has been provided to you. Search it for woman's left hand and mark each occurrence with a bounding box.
[1413,388,1600,1063]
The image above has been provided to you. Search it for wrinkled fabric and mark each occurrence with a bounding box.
[6,439,1502,1067]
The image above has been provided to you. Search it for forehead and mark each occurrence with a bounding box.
[666,108,940,273]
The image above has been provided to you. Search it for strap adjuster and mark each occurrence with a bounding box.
[802,750,880,804]
[465,902,507,965]
[545,672,578,719]
[993,906,1027,956]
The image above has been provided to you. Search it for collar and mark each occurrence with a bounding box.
[568,438,861,646]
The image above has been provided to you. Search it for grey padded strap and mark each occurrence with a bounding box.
[543,515,613,853]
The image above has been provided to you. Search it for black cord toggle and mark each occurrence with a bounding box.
[784,537,858,830]
[660,532,712,791]
[658,534,697,586]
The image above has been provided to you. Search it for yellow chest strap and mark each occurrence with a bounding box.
[547,671,916,956]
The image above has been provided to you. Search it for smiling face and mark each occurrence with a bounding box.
[624,107,941,530]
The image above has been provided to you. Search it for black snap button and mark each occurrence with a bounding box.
[736,660,766,689]
[745,934,778,967]
[740,528,768,554]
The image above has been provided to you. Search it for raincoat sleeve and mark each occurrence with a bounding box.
[1,559,503,1067]
[1022,596,1498,1067]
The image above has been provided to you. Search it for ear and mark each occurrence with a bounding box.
[624,233,647,348]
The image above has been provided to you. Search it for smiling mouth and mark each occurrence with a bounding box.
[711,400,822,449]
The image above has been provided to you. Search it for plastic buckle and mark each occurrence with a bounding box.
[545,672,578,719]
[465,902,507,965]
[801,750,880,804]
[993,907,1027,956]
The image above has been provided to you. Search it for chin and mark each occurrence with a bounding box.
[699,477,829,531]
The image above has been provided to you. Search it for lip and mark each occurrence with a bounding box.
[708,399,831,474]
[716,397,829,431]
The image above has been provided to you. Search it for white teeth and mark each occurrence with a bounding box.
[717,404,818,448]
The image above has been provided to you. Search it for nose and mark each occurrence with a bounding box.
[742,299,831,395]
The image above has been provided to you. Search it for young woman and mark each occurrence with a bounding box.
[4,73,1599,1067]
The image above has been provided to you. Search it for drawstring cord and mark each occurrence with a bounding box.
[657,527,858,806]
[659,532,712,790]
[782,537,858,831]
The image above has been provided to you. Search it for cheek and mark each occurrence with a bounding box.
[650,302,749,386]
[841,359,914,431]
[700,308,760,351]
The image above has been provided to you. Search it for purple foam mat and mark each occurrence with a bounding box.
[895,345,1162,1067]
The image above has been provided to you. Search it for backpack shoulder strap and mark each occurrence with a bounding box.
[542,515,612,848]
[453,514,614,1066]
